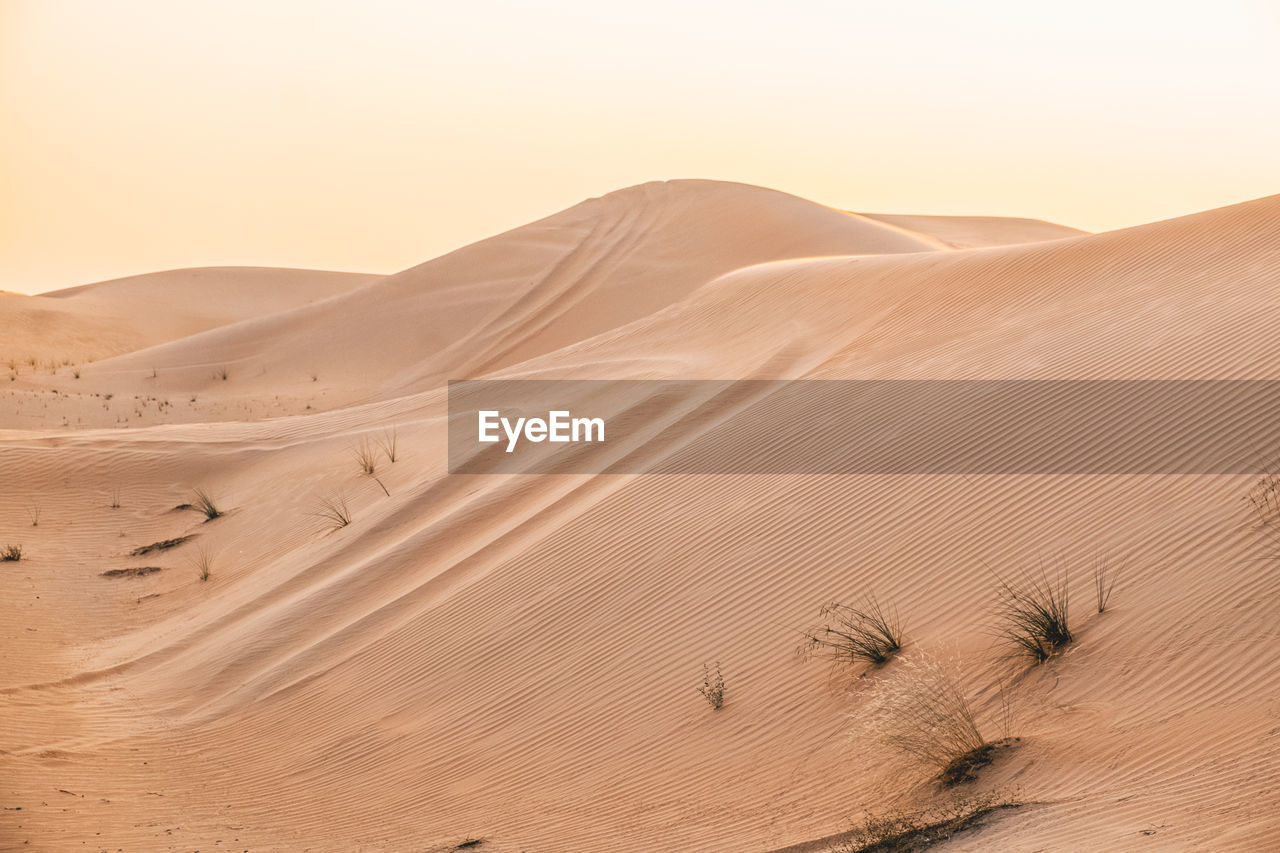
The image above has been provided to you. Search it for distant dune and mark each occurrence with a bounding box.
[2,266,379,364]
[2,181,1279,851]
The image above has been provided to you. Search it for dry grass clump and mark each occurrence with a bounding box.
[130,535,194,556]
[1093,555,1123,613]
[101,566,162,578]
[190,487,222,521]
[191,547,213,582]
[311,491,353,530]
[1249,470,1280,525]
[353,439,391,495]
[993,563,1071,663]
[354,438,378,475]
[2,544,23,562]
[804,597,902,666]
[857,654,993,786]
[697,662,725,710]
[830,791,1019,853]
[376,427,398,463]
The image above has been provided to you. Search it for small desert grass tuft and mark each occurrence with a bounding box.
[375,427,398,463]
[109,487,121,509]
[830,791,1020,853]
[214,366,229,380]
[101,566,162,578]
[1248,470,1280,525]
[129,535,194,556]
[1093,555,1123,613]
[992,562,1071,663]
[353,439,391,495]
[191,547,213,582]
[857,654,993,786]
[27,505,40,527]
[353,438,378,475]
[311,491,353,530]
[189,487,222,521]
[804,596,902,666]
[697,662,725,710]
[2,544,23,562]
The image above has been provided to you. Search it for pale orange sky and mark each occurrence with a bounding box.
[2,0,1278,294]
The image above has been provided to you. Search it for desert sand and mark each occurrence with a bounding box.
[3,179,1279,851]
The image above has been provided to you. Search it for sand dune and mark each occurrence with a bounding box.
[3,181,1280,851]
[2,266,378,365]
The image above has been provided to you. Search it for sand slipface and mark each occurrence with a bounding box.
[2,180,1280,851]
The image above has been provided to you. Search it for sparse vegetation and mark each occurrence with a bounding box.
[354,438,378,475]
[214,366,229,381]
[993,562,1071,662]
[2,544,23,562]
[376,427,398,463]
[101,566,162,578]
[353,439,391,495]
[109,487,121,509]
[830,792,1020,853]
[190,487,222,521]
[858,654,994,786]
[130,535,194,556]
[803,597,902,666]
[1093,555,1122,613]
[1248,470,1279,525]
[312,491,353,530]
[192,547,213,582]
[697,662,725,710]
[27,505,40,527]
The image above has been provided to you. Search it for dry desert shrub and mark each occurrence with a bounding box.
[856,653,992,786]
[1,544,23,562]
[697,662,725,710]
[831,790,1019,853]
[101,566,162,578]
[804,596,902,666]
[129,535,194,556]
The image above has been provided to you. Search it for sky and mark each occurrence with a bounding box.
[2,0,1278,294]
